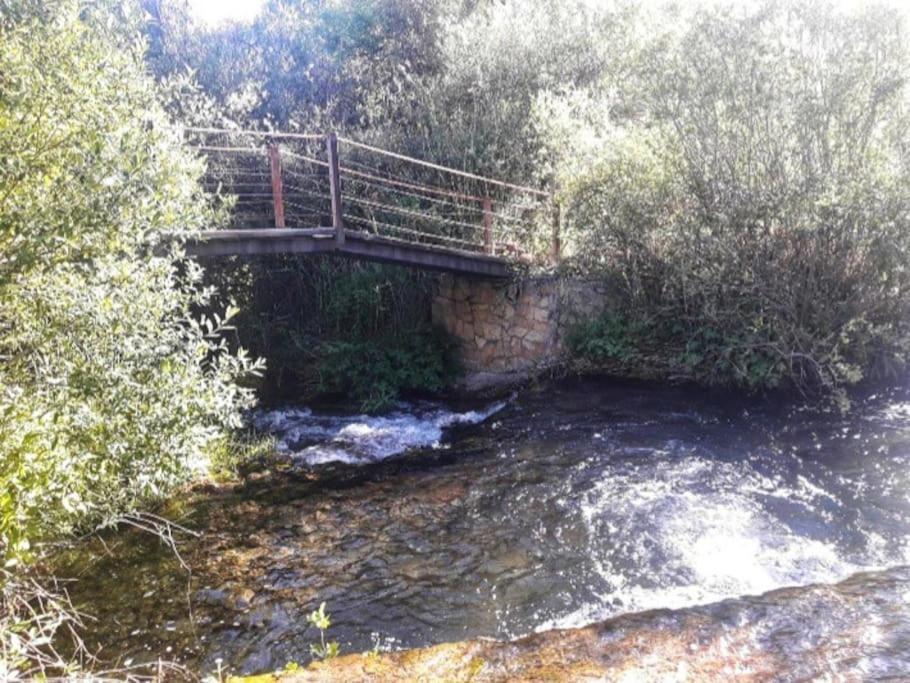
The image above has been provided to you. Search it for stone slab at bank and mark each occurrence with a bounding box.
[432,274,611,392]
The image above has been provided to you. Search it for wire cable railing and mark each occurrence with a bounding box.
[182,127,560,263]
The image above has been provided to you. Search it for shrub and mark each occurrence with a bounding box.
[204,257,459,409]
[0,1,260,673]
[555,1,910,401]
[317,325,459,412]
[567,312,638,364]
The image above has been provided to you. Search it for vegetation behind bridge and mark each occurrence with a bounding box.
[554,3,910,403]
[205,257,458,412]
[147,0,910,403]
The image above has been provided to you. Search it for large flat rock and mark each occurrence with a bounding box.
[256,566,910,682]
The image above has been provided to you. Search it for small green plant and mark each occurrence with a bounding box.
[208,431,278,480]
[365,633,383,659]
[307,602,340,661]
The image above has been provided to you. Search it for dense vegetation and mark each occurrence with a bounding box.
[0,1,259,675]
[2,0,910,676]
[555,3,910,401]
[206,258,458,411]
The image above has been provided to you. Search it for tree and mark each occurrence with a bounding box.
[0,1,260,673]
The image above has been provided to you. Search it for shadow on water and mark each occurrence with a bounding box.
[55,378,910,678]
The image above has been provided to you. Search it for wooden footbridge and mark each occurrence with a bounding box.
[183,128,560,278]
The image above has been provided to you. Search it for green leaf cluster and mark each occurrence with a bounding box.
[0,0,260,630]
[306,602,340,661]
[317,324,459,413]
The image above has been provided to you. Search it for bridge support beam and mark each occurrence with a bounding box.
[268,144,285,228]
[326,133,345,248]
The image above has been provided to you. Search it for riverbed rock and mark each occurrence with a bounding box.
[413,480,468,506]
[249,567,910,682]
[232,587,256,611]
[194,588,230,608]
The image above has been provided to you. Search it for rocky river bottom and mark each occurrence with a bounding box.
[56,378,910,680]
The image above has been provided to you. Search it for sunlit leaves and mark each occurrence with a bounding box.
[0,0,263,578]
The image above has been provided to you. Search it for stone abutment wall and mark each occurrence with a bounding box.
[432,274,611,390]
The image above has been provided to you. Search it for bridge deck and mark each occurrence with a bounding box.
[185,228,512,278]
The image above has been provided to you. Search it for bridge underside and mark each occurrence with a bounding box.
[185,228,511,278]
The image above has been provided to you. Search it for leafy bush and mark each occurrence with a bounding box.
[317,325,458,412]
[555,1,910,401]
[567,312,638,363]
[0,1,260,673]
[203,256,459,410]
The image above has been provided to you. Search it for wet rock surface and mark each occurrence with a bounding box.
[55,379,910,679]
[286,566,910,681]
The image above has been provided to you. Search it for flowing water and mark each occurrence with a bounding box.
[59,379,910,679]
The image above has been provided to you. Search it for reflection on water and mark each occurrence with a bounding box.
[59,379,910,677]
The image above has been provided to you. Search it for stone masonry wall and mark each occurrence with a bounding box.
[432,274,611,388]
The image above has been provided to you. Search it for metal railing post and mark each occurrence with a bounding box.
[326,132,345,247]
[268,144,285,228]
[550,201,561,266]
[482,196,493,255]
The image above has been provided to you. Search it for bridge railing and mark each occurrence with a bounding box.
[183,127,559,264]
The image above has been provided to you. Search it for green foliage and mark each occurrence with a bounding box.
[203,257,458,410]
[208,431,278,480]
[569,311,788,390]
[357,0,625,184]
[143,0,446,131]
[568,313,638,363]
[0,2,260,673]
[317,325,458,412]
[555,1,910,399]
[307,602,340,661]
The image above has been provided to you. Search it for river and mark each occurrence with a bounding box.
[58,378,910,679]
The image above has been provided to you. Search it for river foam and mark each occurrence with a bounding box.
[251,400,507,466]
[540,431,910,632]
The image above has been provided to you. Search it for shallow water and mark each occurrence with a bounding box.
[59,379,910,678]
[251,399,507,466]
